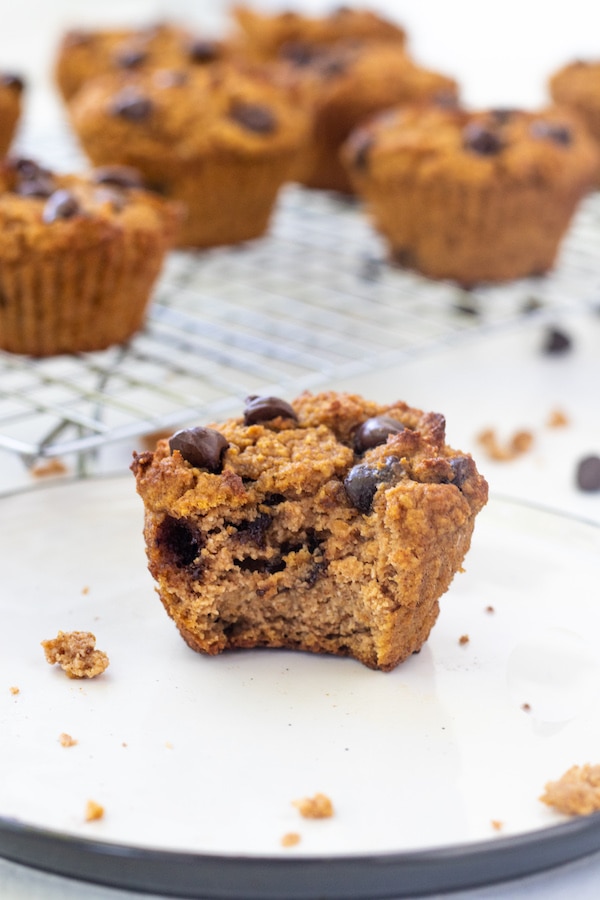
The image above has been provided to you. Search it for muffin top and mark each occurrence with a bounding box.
[550,59,600,113]
[56,22,233,100]
[68,62,309,168]
[343,104,600,189]
[0,158,180,258]
[233,5,406,61]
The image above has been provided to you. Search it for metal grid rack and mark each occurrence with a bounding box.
[1,145,600,469]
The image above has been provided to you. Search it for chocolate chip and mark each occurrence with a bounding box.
[449,456,475,489]
[229,102,276,134]
[243,395,297,425]
[530,120,572,146]
[353,415,405,454]
[169,426,229,472]
[463,122,504,155]
[344,456,404,513]
[115,47,148,69]
[110,87,153,121]
[0,73,24,91]
[63,30,92,48]
[576,455,600,491]
[91,165,144,189]
[351,132,374,172]
[11,158,56,198]
[542,326,572,355]
[188,38,220,63]
[490,108,518,124]
[280,41,316,66]
[156,515,203,571]
[42,189,80,223]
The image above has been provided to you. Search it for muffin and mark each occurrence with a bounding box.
[0,72,25,155]
[55,22,232,101]
[131,390,488,672]
[68,63,308,248]
[0,158,179,356]
[232,5,406,62]
[278,40,459,193]
[549,60,600,181]
[342,104,599,285]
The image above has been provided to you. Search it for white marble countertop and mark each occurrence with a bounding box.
[0,3,599,899]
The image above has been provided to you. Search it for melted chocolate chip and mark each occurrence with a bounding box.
[188,38,220,63]
[463,122,504,156]
[156,515,203,571]
[344,456,404,513]
[42,189,80,223]
[576,455,600,492]
[110,87,153,121]
[0,73,24,91]
[169,426,229,472]
[233,513,272,547]
[243,395,298,425]
[353,415,404,454]
[542,326,572,355]
[449,456,475,489]
[229,102,276,134]
[91,165,144,189]
[530,120,572,146]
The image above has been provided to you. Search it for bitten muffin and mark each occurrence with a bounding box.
[68,63,308,248]
[0,159,179,356]
[131,390,488,672]
[55,22,232,101]
[278,40,458,193]
[232,5,406,62]
[549,60,600,181]
[0,72,25,155]
[342,104,599,285]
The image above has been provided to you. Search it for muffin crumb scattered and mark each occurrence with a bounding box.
[458,633,470,645]
[491,819,504,831]
[59,732,78,747]
[31,458,69,479]
[41,631,109,679]
[476,427,534,462]
[541,764,600,816]
[281,832,301,847]
[85,800,105,822]
[293,793,334,819]
[9,685,19,695]
[546,408,569,428]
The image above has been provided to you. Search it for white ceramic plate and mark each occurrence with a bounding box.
[1,477,599,899]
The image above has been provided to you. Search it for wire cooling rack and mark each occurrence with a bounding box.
[2,117,600,469]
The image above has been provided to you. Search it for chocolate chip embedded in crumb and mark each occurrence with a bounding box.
[42,189,80,223]
[0,73,24,91]
[169,426,229,472]
[449,455,475,489]
[463,121,504,155]
[188,38,220,63]
[344,456,404,514]
[91,165,144,189]
[114,47,148,69]
[542,326,572,355]
[353,415,404,453]
[530,120,572,146]
[576,455,600,492]
[110,87,153,122]
[243,395,298,425]
[229,102,276,134]
[350,132,374,172]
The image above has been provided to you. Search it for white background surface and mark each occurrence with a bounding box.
[0,2,600,899]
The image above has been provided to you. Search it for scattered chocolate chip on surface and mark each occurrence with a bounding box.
[576,454,600,492]
[542,325,572,354]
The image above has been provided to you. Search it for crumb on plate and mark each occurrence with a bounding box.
[546,407,569,428]
[85,800,104,822]
[458,634,470,645]
[541,764,600,816]
[281,832,301,847]
[59,732,78,747]
[9,686,19,695]
[491,819,503,831]
[31,458,69,478]
[292,793,334,819]
[476,427,534,461]
[41,631,109,679]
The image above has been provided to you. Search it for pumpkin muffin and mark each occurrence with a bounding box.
[68,63,308,247]
[55,22,233,101]
[131,390,488,672]
[342,104,599,285]
[0,158,179,356]
[549,59,600,182]
[232,5,406,62]
[278,39,459,193]
[0,72,25,156]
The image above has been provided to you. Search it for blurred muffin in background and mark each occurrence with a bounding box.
[0,72,25,155]
[55,22,234,101]
[549,59,600,181]
[342,104,599,286]
[232,5,406,62]
[0,158,179,356]
[68,63,308,248]
[277,40,459,194]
